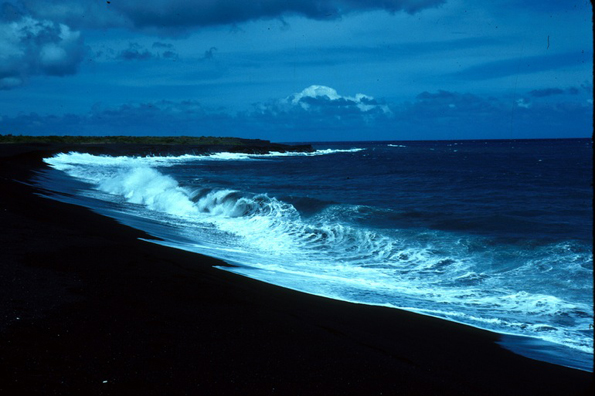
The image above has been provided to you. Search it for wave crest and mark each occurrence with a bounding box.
[41,150,593,362]
[99,167,198,217]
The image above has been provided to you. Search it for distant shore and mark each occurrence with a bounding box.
[0,135,314,157]
[0,143,592,395]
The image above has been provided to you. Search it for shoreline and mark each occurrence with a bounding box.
[1,144,592,395]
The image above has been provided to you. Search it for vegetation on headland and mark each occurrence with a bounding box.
[0,134,269,146]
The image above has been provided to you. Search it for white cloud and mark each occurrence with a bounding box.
[0,15,85,89]
[516,98,531,108]
[291,85,341,103]
[287,85,392,114]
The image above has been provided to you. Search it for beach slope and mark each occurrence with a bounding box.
[0,144,591,395]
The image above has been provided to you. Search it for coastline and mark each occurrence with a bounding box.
[0,144,592,395]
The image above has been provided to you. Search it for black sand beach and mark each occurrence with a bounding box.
[0,144,592,395]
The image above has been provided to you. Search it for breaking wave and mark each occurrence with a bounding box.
[42,151,593,369]
[46,147,365,169]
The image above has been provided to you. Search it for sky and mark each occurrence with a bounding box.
[0,0,592,142]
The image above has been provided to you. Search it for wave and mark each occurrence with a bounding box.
[99,167,198,217]
[45,147,366,169]
[203,147,365,160]
[45,151,203,168]
[41,151,594,363]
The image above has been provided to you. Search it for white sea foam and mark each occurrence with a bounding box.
[202,148,365,160]
[98,167,198,217]
[41,150,593,365]
[45,151,205,168]
[44,148,366,170]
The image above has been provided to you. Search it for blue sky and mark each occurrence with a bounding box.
[0,0,592,142]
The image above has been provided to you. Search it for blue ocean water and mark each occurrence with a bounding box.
[36,139,593,371]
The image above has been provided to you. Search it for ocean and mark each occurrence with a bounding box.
[35,138,593,371]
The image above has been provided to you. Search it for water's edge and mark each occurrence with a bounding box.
[33,142,593,373]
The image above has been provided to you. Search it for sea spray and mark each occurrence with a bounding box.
[41,140,593,371]
[99,167,198,217]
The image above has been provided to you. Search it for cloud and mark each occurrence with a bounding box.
[1,2,23,22]
[152,42,179,60]
[529,87,581,97]
[152,42,174,49]
[515,98,531,108]
[416,90,458,101]
[19,0,128,29]
[409,90,516,119]
[402,90,507,128]
[1,86,395,139]
[162,50,179,60]
[528,88,565,97]
[3,1,445,88]
[202,47,218,60]
[2,87,591,141]
[22,0,446,32]
[497,0,588,13]
[567,87,580,95]
[241,85,397,140]
[0,11,85,89]
[89,100,209,125]
[2,100,229,136]
[453,51,591,81]
[117,42,155,61]
[115,42,179,61]
[265,85,392,115]
[397,89,592,139]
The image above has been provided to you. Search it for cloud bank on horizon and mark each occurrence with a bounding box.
[0,0,592,141]
[4,84,591,141]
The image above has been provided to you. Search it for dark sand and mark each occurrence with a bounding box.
[0,144,592,395]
